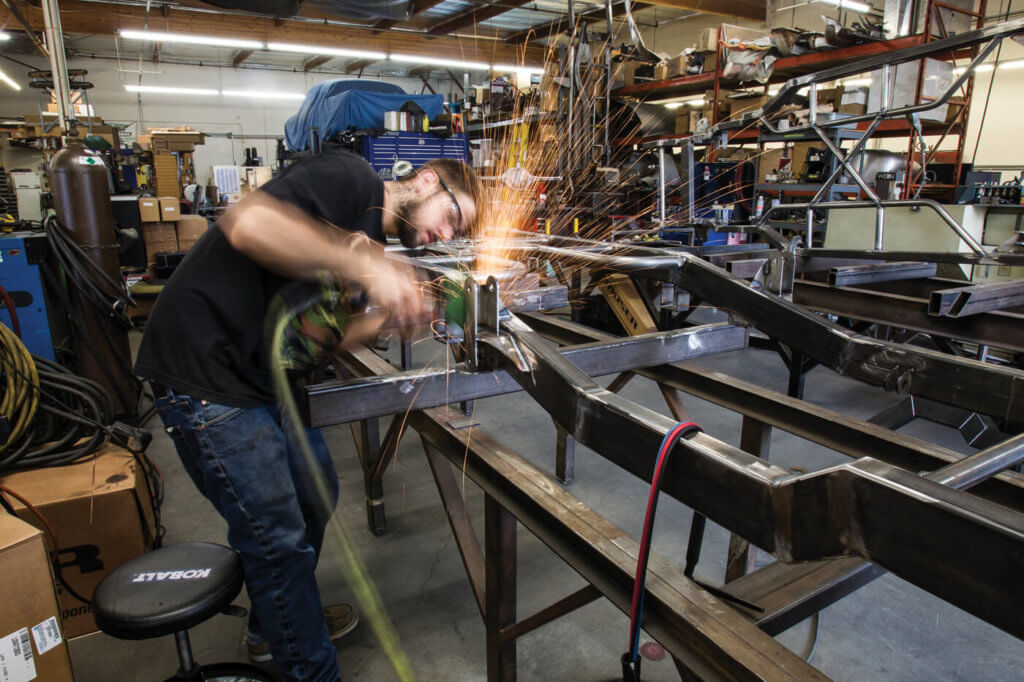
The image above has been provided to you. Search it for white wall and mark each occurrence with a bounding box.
[1,55,460,186]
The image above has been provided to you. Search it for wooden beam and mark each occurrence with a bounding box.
[407,64,433,78]
[505,2,651,44]
[427,0,533,37]
[0,0,544,66]
[231,49,254,67]
[373,0,446,31]
[641,0,764,21]
[344,59,376,74]
[303,55,332,71]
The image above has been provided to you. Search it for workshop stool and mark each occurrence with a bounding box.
[92,542,274,681]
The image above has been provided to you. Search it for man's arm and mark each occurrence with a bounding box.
[219,190,422,322]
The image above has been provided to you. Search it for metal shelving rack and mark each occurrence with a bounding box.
[612,0,986,202]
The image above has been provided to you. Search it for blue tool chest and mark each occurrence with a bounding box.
[360,132,468,179]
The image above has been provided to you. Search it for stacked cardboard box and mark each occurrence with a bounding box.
[0,444,156,637]
[176,215,209,252]
[142,221,179,267]
[0,514,74,680]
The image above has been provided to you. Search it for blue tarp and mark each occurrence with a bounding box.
[284,79,445,151]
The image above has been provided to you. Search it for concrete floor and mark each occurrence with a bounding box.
[68,326,1024,681]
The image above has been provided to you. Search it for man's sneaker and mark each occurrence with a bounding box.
[245,637,273,663]
[324,603,359,641]
[245,604,358,662]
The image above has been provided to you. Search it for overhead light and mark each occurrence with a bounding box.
[389,54,491,71]
[125,84,219,96]
[818,0,873,13]
[975,64,995,73]
[494,64,545,75]
[223,89,305,100]
[843,77,872,87]
[266,42,386,60]
[663,102,684,109]
[999,60,1024,69]
[0,67,20,91]
[686,98,706,107]
[0,31,11,41]
[119,29,264,50]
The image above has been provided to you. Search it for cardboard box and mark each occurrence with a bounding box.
[675,112,691,135]
[0,445,155,638]
[138,197,160,223]
[0,514,75,681]
[142,221,180,266]
[664,55,689,79]
[176,215,208,243]
[758,148,787,183]
[654,63,668,81]
[159,196,180,221]
[729,95,770,119]
[696,24,769,52]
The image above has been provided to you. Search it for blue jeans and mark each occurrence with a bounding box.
[156,390,341,682]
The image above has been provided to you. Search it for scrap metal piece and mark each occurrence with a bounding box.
[929,280,1024,318]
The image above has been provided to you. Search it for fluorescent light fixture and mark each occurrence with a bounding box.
[686,98,706,107]
[388,53,491,71]
[818,0,872,13]
[843,77,872,87]
[265,42,386,60]
[125,84,219,96]
[0,67,20,91]
[494,64,545,75]
[119,29,263,50]
[663,102,684,109]
[0,31,11,41]
[223,89,305,100]
[999,60,1024,69]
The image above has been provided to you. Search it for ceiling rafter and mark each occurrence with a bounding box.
[303,55,332,71]
[427,0,533,37]
[231,49,254,67]
[344,58,377,74]
[505,1,653,44]
[0,0,544,66]
[373,0,447,32]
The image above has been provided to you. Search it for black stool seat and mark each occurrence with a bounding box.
[93,542,244,640]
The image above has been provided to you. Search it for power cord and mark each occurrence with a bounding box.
[622,421,702,682]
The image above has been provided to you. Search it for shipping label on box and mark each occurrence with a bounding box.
[0,445,155,638]
[0,515,74,681]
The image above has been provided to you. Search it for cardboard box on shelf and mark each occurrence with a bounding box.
[142,221,179,266]
[758,148,787,183]
[664,55,689,79]
[0,514,75,681]
[0,444,155,638]
[675,112,691,135]
[689,109,704,133]
[728,94,771,120]
[158,196,180,221]
[696,24,769,52]
[837,87,868,115]
[138,197,160,222]
[654,63,668,81]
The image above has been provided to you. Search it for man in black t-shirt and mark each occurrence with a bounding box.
[136,150,483,682]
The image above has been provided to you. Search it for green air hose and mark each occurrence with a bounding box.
[267,275,414,681]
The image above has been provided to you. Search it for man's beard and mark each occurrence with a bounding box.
[394,197,428,247]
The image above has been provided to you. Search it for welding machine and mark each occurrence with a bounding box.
[0,231,57,360]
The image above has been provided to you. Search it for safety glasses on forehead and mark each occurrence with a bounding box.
[437,177,463,234]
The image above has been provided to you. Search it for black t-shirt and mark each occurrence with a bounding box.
[134,149,385,407]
